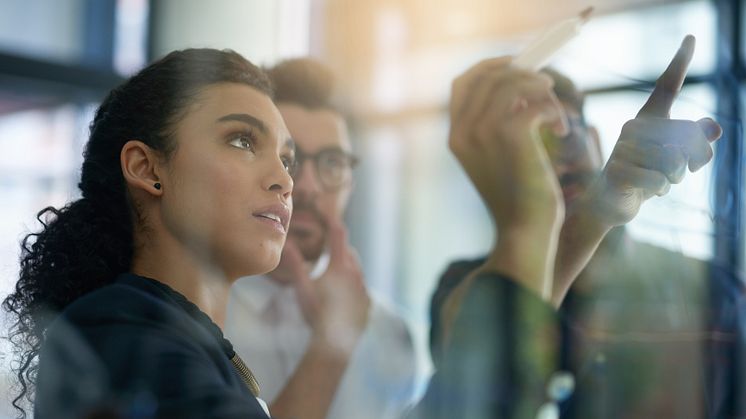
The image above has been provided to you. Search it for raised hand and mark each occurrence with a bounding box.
[581,35,722,226]
[268,217,371,419]
[448,57,569,299]
[449,57,568,233]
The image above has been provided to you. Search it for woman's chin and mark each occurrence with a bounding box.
[235,252,282,278]
[223,239,284,277]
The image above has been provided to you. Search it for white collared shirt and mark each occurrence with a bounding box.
[225,274,419,419]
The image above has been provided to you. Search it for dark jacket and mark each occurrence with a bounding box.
[35,273,269,419]
[427,231,746,419]
[413,272,562,419]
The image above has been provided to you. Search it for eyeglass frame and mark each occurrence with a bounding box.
[288,145,359,191]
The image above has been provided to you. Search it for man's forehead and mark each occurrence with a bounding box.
[277,102,351,152]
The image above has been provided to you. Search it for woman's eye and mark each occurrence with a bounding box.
[228,132,256,151]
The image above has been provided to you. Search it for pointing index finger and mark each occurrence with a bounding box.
[637,35,696,118]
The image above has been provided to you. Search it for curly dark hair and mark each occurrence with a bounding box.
[2,48,272,418]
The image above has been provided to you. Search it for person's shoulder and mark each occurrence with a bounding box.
[431,257,486,310]
[53,274,192,339]
[368,295,411,335]
[442,256,486,283]
[441,257,486,279]
[37,278,268,419]
[62,279,164,321]
[427,257,485,364]
[631,239,743,284]
[358,294,421,393]
[631,239,706,270]
[362,294,419,367]
[630,239,746,307]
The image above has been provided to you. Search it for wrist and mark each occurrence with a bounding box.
[308,329,358,363]
[310,317,365,357]
[550,199,614,307]
[566,196,614,238]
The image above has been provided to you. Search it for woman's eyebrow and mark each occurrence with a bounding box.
[216,113,268,135]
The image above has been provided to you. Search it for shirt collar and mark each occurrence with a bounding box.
[231,275,284,314]
[231,251,331,313]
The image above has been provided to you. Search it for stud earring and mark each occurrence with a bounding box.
[154,182,162,190]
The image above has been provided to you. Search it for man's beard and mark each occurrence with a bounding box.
[288,197,327,262]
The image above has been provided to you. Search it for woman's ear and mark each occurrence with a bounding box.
[121,140,163,196]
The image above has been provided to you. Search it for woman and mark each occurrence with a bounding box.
[3,49,295,418]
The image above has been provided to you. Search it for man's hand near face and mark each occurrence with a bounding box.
[268,212,371,419]
[280,213,371,354]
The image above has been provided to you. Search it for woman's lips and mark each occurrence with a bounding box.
[254,214,287,234]
[252,203,290,234]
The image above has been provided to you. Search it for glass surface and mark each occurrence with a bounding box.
[0,102,93,418]
[347,113,494,391]
[552,0,716,90]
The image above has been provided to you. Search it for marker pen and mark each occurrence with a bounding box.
[513,7,593,70]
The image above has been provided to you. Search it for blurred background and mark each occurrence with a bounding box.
[0,0,743,416]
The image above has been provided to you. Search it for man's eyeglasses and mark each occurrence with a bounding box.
[289,146,359,191]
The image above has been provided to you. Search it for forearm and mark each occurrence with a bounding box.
[551,204,612,307]
[269,336,352,419]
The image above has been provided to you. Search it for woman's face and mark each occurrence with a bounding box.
[158,82,295,280]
